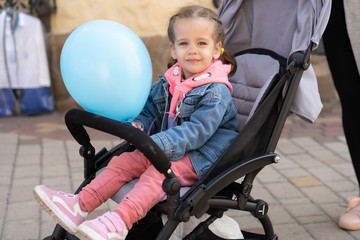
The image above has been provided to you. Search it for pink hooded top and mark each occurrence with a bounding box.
[164,60,233,127]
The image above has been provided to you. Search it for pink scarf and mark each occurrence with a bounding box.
[164,60,232,127]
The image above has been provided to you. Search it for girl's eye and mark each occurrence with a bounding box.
[199,42,207,46]
[179,42,187,46]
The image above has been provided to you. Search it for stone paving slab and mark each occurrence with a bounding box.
[0,111,359,239]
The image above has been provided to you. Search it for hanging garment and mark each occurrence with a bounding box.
[0,10,53,116]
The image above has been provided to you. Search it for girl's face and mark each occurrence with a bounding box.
[170,17,222,79]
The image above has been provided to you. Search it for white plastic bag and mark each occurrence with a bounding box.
[162,213,244,240]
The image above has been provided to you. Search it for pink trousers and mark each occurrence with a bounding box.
[79,149,198,230]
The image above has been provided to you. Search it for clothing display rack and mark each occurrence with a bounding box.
[0,0,56,116]
[0,0,56,17]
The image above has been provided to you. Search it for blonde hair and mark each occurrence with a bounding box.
[167,5,237,77]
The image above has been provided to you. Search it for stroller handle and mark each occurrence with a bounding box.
[64,109,172,176]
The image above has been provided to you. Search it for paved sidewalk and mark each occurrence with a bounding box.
[1,111,359,239]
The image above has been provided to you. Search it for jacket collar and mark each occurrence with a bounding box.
[164,60,232,115]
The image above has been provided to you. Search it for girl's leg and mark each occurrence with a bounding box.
[79,149,152,212]
[114,154,198,230]
[33,149,151,234]
[76,154,197,239]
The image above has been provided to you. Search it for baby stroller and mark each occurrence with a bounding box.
[42,0,331,239]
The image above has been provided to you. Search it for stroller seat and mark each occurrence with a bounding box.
[95,49,287,240]
[42,1,331,240]
[109,48,287,201]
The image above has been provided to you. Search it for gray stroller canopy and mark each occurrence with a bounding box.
[218,0,331,123]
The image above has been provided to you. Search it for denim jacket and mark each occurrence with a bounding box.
[134,75,238,177]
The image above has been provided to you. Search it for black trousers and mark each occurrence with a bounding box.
[323,0,360,188]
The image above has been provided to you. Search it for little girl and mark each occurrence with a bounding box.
[34,5,238,240]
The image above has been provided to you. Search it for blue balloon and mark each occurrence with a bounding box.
[60,20,152,122]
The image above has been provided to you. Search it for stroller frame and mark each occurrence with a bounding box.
[43,41,313,240]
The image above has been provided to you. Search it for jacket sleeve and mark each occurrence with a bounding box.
[150,84,233,160]
[133,79,164,133]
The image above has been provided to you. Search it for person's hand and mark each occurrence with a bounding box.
[131,121,144,131]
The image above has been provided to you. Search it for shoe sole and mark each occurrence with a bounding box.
[33,186,78,235]
[339,222,360,231]
[77,224,106,240]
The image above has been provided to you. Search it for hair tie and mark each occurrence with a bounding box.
[221,47,225,55]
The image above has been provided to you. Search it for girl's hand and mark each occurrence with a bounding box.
[131,121,144,131]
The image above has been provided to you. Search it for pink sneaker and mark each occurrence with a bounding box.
[33,185,88,234]
[339,196,360,230]
[77,212,128,240]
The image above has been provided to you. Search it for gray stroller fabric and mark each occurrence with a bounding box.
[231,53,282,132]
[218,0,331,58]
[218,0,331,123]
